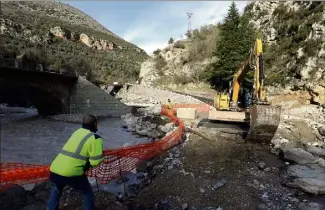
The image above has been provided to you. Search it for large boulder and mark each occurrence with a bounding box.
[305,145,325,158]
[318,126,325,136]
[159,122,175,133]
[50,26,67,39]
[283,148,316,164]
[0,185,27,210]
[80,33,91,47]
[281,164,325,194]
[307,84,325,105]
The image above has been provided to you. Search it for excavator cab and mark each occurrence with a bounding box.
[214,92,230,110]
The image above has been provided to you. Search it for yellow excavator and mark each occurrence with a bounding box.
[208,38,281,144]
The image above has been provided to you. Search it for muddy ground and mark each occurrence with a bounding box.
[133,129,323,210]
[1,103,325,210]
[2,126,325,210]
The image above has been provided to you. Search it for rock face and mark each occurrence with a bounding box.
[246,1,325,102]
[139,32,216,89]
[80,33,91,47]
[75,32,117,51]
[139,59,159,87]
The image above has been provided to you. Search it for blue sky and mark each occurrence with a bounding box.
[64,1,249,54]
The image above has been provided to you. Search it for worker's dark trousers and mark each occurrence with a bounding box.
[46,172,94,210]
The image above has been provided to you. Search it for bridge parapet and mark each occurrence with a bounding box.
[0,58,77,76]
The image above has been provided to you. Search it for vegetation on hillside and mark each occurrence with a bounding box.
[154,1,325,91]
[0,2,148,84]
[153,2,255,88]
[246,1,325,86]
[187,24,220,63]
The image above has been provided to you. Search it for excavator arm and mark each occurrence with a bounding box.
[230,58,250,109]
[251,38,268,104]
[229,38,267,109]
[211,38,281,144]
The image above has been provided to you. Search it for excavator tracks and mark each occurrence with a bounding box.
[245,104,281,144]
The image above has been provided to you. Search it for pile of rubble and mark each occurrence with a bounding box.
[121,113,176,139]
[116,85,204,105]
[269,104,325,196]
[272,105,325,149]
[280,146,325,195]
[47,114,85,122]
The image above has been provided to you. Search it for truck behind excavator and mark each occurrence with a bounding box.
[208,38,281,144]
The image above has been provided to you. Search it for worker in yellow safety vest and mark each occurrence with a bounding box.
[47,114,104,210]
[167,99,173,115]
[167,99,172,109]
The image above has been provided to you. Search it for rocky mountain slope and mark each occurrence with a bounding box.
[0,1,148,83]
[139,25,218,91]
[246,1,325,104]
[139,1,325,105]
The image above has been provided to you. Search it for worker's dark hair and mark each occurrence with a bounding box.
[82,114,97,125]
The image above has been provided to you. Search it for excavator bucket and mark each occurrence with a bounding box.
[245,104,281,144]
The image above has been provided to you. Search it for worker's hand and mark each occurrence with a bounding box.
[84,161,92,172]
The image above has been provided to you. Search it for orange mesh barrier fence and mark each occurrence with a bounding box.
[0,163,50,191]
[171,103,212,112]
[0,105,184,190]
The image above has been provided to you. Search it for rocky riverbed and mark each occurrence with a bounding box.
[115,85,205,105]
[1,93,325,210]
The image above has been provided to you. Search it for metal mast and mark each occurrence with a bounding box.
[186,12,193,32]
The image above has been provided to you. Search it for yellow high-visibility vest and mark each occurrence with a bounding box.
[50,128,104,177]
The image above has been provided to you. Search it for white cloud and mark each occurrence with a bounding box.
[141,41,168,56]
[121,1,250,54]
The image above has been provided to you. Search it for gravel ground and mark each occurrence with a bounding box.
[116,85,205,105]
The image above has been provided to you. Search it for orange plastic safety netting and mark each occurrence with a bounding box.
[0,105,184,190]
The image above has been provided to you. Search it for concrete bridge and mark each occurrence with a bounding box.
[0,66,131,116]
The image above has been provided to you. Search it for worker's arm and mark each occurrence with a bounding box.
[88,134,104,167]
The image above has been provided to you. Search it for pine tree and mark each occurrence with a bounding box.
[168,37,174,44]
[209,2,256,88]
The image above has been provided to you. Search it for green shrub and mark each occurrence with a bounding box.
[173,41,186,49]
[173,73,191,85]
[154,55,167,71]
[303,39,322,57]
[153,48,161,56]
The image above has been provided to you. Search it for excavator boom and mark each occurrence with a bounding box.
[209,38,281,144]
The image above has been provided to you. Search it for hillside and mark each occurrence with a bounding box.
[0,1,148,83]
[139,1,325,105]
[246,1,325,104]
[139,24,218,93]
